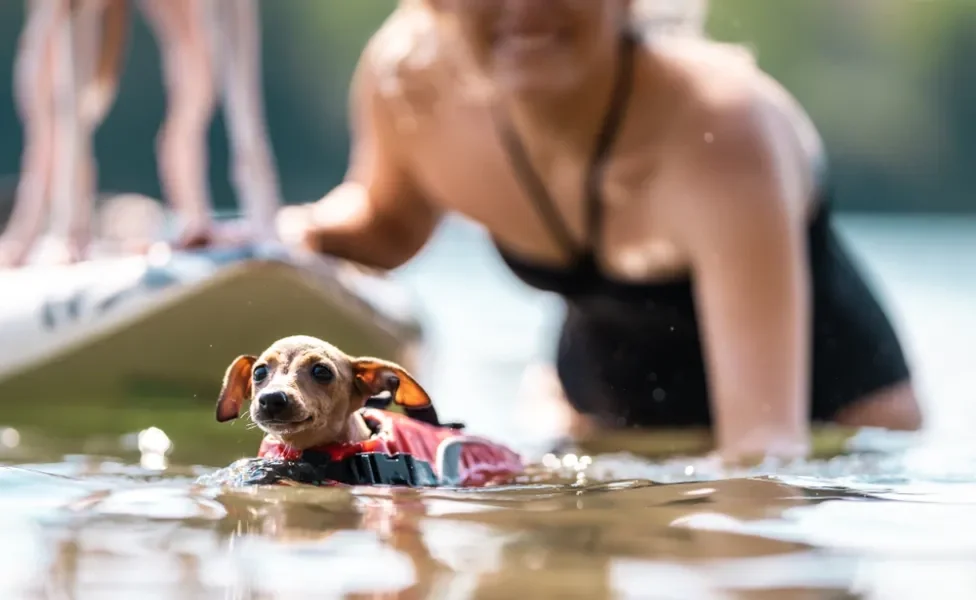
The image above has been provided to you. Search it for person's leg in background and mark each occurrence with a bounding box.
[139,0,218,248]
[0,0,61,267]
[209,0,282,244]
[47,0,128,264]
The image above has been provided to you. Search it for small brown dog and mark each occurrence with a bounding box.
[215,335,435,451]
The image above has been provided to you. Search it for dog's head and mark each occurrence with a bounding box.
[215,335,432,449]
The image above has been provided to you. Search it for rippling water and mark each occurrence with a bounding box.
[2,215,976,599]
[4,428,976,599]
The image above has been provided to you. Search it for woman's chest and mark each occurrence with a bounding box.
[399,106,688,280]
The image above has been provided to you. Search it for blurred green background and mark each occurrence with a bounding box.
[0,0,972,214]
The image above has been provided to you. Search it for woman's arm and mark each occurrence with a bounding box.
[670,94,814,463]
[282,45,442,270]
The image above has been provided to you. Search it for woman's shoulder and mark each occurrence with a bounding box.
[644,36,825,185]
[354,7,469,121]
[646,38,813,130]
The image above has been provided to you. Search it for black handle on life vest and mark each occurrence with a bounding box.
[364,395,466,430]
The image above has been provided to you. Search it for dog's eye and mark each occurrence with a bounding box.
[252,365,269,383]
[311,364,334,383]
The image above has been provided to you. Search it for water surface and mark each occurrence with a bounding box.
[4,420,976,599]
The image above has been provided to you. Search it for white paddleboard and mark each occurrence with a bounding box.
[0,244,424,405]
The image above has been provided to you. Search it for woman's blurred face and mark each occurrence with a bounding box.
[441,0,630,95]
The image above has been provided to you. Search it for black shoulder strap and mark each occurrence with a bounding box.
[585,32,637,252]
[493,33,638,259]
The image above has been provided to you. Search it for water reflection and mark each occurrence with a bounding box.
[1,448,974,599]
[3,411,976,598]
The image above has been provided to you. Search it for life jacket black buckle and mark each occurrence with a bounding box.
[364,395,466,430]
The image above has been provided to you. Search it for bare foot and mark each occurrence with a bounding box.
[170,220,215,250]
[43,234,90,266]
[0,229,92,268]
[275,203,314,250]
[0,211,49,268]
[150,218,278,256]
[132,220,214,259]
[0,235,34,268]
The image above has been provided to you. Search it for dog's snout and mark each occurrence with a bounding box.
[257,390,291,416]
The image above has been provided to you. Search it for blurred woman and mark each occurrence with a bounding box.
[279,0,921,462]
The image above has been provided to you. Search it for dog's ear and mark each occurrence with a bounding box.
[352,358,432,409]
[216,355,257,422]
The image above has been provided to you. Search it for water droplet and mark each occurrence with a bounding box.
[542,453,561,470]
[137,427,172,455]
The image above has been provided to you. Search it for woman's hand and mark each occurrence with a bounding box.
[275,39,441,271]
[275,203,313,250]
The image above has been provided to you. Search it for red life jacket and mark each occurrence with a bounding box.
[257,408,524,488]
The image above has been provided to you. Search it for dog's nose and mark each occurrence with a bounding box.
[257,390,290,416]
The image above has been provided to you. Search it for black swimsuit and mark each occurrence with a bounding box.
[491,34,911,428]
